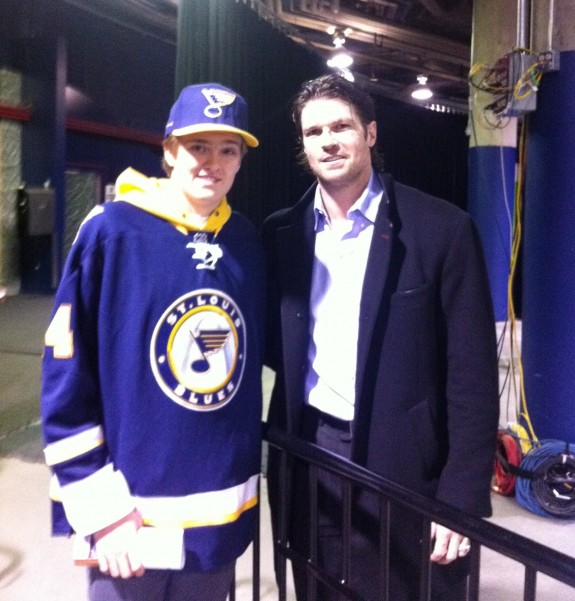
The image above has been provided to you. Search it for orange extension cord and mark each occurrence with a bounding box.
[493,429,524,496]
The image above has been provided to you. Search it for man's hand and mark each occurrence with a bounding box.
[92,509,144,578]
[429,522,471,565]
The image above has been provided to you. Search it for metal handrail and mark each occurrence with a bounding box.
[261,423,575,601]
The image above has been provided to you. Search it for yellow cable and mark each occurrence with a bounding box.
[513,64,543,101]
[508,120,538,442]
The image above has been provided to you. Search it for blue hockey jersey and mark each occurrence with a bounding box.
[41,168,265,572]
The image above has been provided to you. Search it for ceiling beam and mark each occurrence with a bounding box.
[273,3,470,67]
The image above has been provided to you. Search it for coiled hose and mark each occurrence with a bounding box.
[515,440,575,518]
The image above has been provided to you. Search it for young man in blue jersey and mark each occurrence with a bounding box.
[41,83,265,601]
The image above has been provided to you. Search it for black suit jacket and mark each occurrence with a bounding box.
[263,172,499,517]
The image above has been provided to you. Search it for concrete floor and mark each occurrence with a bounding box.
[1,294,574,600]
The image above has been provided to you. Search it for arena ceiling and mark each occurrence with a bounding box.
[63,0,474,113]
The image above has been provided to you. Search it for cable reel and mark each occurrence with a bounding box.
[515,441,575,518]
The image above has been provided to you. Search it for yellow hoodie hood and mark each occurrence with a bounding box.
[114,167,231,234]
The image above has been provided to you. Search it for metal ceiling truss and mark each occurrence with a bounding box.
[61,0,472,112]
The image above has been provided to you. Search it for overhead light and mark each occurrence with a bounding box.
[327,51,354,69]
[332,30,346,48]
[327,26,353,38]
[326,26,354,70]
[411,75,433,100]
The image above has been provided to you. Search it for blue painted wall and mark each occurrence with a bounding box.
[522,51,575,442]
[468,146,516,321]
[63,3,175,179]
[1,1,176,292]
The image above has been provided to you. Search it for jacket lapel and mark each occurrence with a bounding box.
[353,174,394,459]
[276,189,316,432]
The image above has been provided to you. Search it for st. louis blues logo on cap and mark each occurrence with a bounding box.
[202,88,236,118]
[150,289,246,411]
[164,82,259,147]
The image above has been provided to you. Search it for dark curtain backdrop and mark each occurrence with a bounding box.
[375,102,469,210]
[175,1,469,226]
[175,0,323,227]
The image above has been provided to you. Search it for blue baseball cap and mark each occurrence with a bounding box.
[164,83,259,147]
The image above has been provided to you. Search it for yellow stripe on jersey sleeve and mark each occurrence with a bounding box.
[136,473,259,529]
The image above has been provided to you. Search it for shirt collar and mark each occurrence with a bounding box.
[313,170,384,232]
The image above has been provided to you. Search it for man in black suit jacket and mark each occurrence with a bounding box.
[262,74,499,600]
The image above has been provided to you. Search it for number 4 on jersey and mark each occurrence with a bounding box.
[45,304,74,359]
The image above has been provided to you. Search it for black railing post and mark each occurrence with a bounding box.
[524,566,537,601]
[468,542,481,601]
[419,519,432,601]
[342,479,352,589]
[229,567,235,601]
[277,450,289,601]
[252,476,261,601]
[308,465,318,601]
[378,497,391,601]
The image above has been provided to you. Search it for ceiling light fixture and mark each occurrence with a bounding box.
[326,27,354,70]
[411,75,433,100]
[327,26,353,39]
[332,30,346,48]
[327,52,354,69]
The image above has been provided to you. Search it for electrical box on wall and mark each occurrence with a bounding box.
[474,47,561,121]
[538,50,560,73]
[16,186,56,293]
[24,188,56,236]
[501,52,539,116]
[489,49,560,118]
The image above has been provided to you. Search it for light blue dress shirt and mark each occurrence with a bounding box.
[305,171,384,421]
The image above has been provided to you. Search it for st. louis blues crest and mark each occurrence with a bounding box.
[150,289,246,411]
[202,87,236,118]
